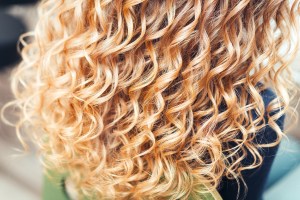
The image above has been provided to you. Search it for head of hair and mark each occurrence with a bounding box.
[2,0,300,199]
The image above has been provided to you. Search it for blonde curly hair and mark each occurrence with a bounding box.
[2,0,300,199]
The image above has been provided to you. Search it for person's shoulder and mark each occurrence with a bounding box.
[259,87,278,110]
[255,84,286,144]
[256,83,285,122]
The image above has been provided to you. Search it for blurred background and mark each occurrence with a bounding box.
[0,1,42,200]
[0,1,300,200]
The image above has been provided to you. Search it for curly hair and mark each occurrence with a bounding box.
[2,0,300,199]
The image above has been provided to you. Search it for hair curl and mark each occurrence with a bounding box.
[2,0,300,199]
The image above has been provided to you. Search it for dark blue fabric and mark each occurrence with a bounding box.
[217,87,285,200]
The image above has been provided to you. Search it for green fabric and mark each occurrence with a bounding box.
[43,171,69,200]
[188,184,223,200]
[43,172,222,200]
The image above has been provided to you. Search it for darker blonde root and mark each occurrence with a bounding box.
[2,0,300,199]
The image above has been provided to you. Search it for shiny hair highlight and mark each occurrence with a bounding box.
[2,0,300,199]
